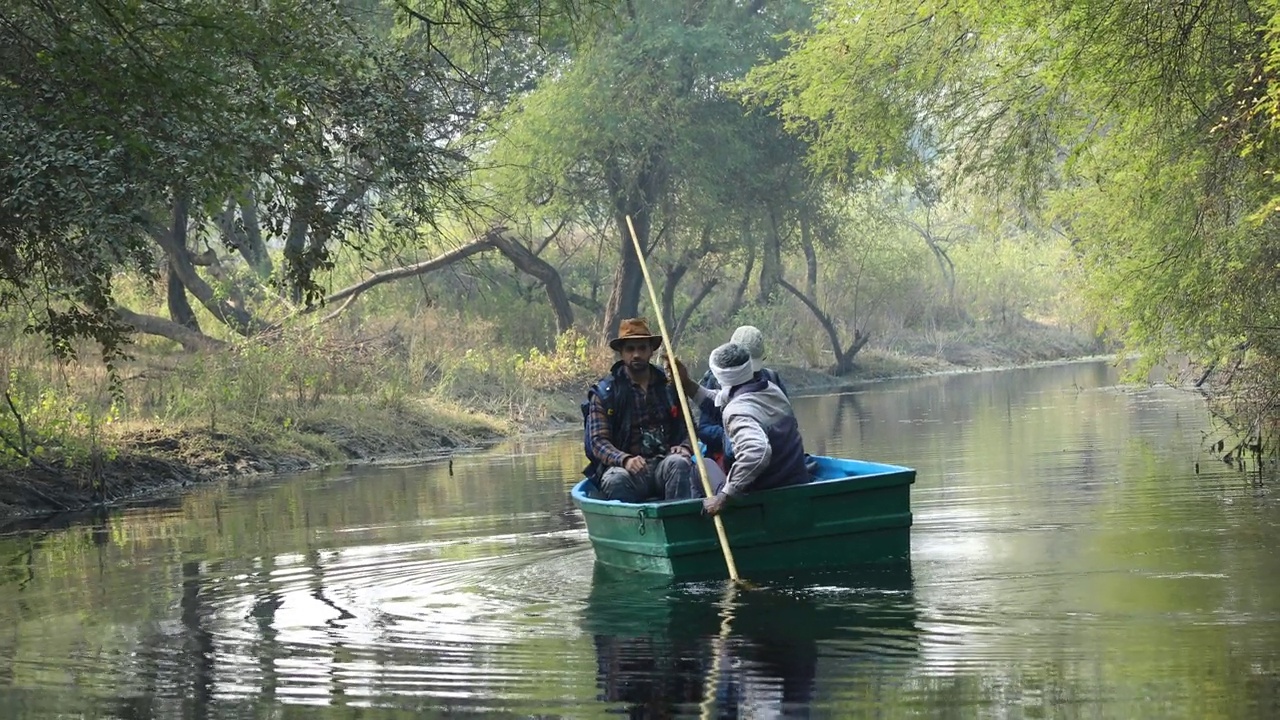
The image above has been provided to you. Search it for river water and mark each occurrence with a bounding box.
[0,361,1276,718]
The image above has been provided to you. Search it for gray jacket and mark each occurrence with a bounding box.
[719,379,809,496]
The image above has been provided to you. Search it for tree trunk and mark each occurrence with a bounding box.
[801,214,818,299]
[603,247,644,341]
[488,231,574,334]
[292,227,575,335]
[568,292,603,315]
[661,260,689,335]
[149,196,260,336]
[166,266,201,332]
[675,278,719,343]
[304,229,503,313]
[217,190,273,279]
[906,214,955,305]
[602,195,650,341]
[165,198,201,332]
[282,179,318,303]
[601,151,665,342]
[727,240,755,322]
[839,329,872,373]
[779,277,869,375]
[757,207,783,304]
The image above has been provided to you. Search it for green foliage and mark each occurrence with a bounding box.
[741,0,1280,410]
[0,0,1111,477]
[0,0,589,360]
[482,0,819,327]
[515,330,598,391]
[0,370,119,469]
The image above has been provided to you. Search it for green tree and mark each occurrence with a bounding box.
[485,0,815,339]
[744,0,1280,418]
[0,0,585,361]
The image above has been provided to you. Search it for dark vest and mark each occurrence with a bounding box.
[728,379,809,492]
[581,361,682,483]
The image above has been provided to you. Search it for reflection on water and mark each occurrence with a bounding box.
[584,563,918,718]
[0,361,1276,718]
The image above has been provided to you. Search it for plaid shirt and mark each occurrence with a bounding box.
[586,372,690,467]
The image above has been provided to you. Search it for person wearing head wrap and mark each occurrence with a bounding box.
[682,342,809,515]
[692,325,787,469]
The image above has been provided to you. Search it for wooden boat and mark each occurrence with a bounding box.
[570,455,915,579]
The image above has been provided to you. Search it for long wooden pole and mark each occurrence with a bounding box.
[625,215,741,582]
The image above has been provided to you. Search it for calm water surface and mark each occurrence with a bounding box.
[0,361,1277,718]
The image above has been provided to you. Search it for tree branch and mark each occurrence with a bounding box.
[568,292,604,314]
[113,306,226,352]
[301,227,508,314]
[675,278,719,342]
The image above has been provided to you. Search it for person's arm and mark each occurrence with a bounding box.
[696,394,726,453]
[586,393,630,467]
[721,411,771,496]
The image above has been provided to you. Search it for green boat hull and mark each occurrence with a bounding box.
[571,455,915,579]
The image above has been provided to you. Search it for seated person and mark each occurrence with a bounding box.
[679,342,809,515]
[696,325,788,469]
[582,318,694,502]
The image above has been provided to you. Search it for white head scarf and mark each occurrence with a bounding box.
[709,343,754,407]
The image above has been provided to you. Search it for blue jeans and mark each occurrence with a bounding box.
[599,455,693,502]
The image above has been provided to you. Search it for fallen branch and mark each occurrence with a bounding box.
[113,307,226,352]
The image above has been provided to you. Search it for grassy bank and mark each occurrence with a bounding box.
[0,395,506,520]
[0,315,1102,522]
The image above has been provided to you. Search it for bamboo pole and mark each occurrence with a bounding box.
[624,214,741,582]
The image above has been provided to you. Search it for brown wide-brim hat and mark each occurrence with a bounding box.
[609,317,663,352]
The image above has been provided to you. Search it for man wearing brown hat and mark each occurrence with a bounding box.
[581,318,694,502]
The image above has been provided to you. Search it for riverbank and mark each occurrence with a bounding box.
[0,398,507,522]
[0,321,1107,523]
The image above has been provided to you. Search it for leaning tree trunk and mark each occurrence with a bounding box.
[289,227,574,337]
[165,198,201,332]
[726,240,755,322]
[674,278,718,344]
[149,195,259,336]
[488,231,574,334]
[166,267,200,333]
[779,278,870,375]
[114,307,223,352]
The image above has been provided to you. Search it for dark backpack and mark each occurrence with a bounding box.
[580,375,618,467]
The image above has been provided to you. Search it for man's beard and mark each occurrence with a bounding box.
[628,359,648,371]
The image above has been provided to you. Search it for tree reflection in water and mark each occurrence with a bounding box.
[583,562,918,718]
